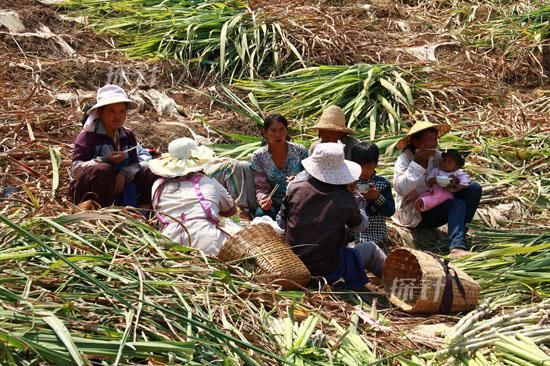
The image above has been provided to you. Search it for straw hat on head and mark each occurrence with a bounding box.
[88,84,138,113]
[148,138,215,178]
[312,105,357,135]
[302,142,361,185]
[396,121,451,150]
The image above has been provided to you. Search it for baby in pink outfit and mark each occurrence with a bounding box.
[415,149,470,212]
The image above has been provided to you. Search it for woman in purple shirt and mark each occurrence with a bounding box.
[69,85,157,207]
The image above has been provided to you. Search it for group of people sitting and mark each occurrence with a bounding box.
[70,85,482,290]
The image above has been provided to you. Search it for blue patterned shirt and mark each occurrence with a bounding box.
[251,142,308,207]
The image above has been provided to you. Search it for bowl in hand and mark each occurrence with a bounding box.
[358,182,371,193]
[436,176,451,187]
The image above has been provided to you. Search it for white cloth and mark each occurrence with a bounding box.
[83,110,99,132]
[392,149,442,228]
[152,175,235,256]
[427,167,470,185]
[251,215,284,235]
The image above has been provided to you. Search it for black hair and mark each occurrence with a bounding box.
[407,127,439,153]
[262,113,290,144]
[263,113,288,131]
[80,103,94,126]
[442,149,465,168]
[350,142,379,165]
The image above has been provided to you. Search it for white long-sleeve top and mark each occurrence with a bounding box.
[152,174,236,256]
[392,149,442,227]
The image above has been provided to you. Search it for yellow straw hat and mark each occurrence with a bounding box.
[312,105,356,135]
[396,121,451,150]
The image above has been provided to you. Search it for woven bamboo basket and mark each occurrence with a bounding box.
[382,248,480,314]
[218,223,310,289]
[77,199,101,211]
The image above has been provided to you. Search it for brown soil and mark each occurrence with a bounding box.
[0,0,265,209]
[254,0,547,89]
[0,0,547,207]
[0,0,256,146]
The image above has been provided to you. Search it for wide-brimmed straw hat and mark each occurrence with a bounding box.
[88,84,138,112]
[312,105,356,135]
[396,121,451,150]
[148,138,215,178]
[302,142,361,185]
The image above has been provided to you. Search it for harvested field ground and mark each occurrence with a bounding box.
[0,0,548,364]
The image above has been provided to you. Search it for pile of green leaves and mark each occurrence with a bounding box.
[62,0,304,79]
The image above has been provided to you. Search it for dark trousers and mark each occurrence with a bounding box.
[417,182,482,250]
[69,163,158,207]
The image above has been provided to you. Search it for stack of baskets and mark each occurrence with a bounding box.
[218,223,311,290]
[382,248,480,314]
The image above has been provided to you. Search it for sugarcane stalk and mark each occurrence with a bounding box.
[495,335,548,364]
[505,334,550,359]
[448,301,493,340]
[462,302,550,339]
[424,329,550,360]
[497,352,535,366]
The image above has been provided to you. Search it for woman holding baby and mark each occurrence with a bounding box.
[392,121,482,258]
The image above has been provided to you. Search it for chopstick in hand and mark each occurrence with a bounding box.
[120,145,138,154]
[266,183,280,201]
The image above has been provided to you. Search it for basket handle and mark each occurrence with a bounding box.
[428,253,467,314]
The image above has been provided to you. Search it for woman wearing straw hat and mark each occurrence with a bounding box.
[69,84,158,208]
[251,113,308,220]
[278,143,386,290]
[149,138,237,256]
[309,105,360,160]
[393,121,482,258]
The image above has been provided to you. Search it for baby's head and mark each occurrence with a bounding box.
[440,149,465,172]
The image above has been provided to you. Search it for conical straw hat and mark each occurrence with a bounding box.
[396,121,451,150]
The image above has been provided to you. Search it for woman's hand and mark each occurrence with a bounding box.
[106,151,126,164]
[427,177,437,187]
[413,148,436,168]
[259,197,273,211]
[114,172,126,196]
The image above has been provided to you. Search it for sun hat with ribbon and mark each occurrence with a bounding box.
[88,84,138,113]
[302,142,361,185]
[396,121,451,150]
[148,138,216,178]
[312,105,356,135]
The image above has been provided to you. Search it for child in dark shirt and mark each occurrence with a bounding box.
[350,142,395,247]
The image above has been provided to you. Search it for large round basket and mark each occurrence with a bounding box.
[218,223,311,290]
[382,248,480,314]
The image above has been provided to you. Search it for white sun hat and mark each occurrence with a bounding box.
[88,84,138,112]
[148,137,216,178]
[302,142,361,185]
